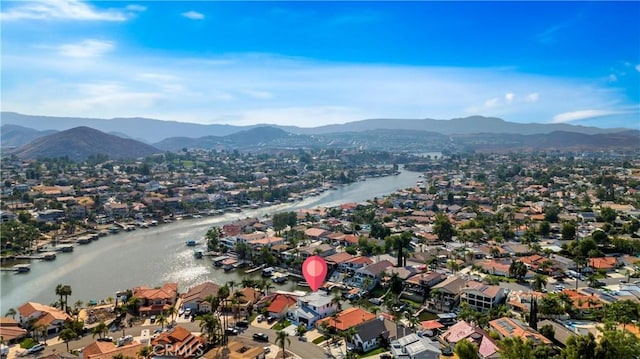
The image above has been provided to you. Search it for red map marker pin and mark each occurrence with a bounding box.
[302,255,327,292]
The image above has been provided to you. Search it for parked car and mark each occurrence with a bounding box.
[368,298,383,305]
[253,333,269,342]
[263,346,270,354]
[225,328,238,336]
[256,314,265,323]
[267,316,277,324]
[149,315,156,324]
[236,320,249,328]
[97,337,114,342]
[27,344,46,354]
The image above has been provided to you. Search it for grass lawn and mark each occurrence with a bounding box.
[359,348,387,357]
[272,319,291,331]
[312,335,327,344]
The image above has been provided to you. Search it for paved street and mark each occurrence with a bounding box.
[11,315,331,359]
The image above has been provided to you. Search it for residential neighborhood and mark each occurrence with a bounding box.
[2,150,640,358]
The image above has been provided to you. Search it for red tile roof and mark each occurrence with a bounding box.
[316,308,375,331]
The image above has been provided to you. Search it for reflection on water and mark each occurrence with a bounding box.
[1,168,421,313]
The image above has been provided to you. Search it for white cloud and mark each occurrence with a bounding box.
[2,50,638,128]
[504,93,515,103]
[0,0,137,21]
[552,109,626,123]
[636,64,640,72]
[181,11,205,20]
[58,39,114,58]
[525,93,539,103]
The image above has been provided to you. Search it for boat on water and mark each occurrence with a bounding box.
[13,264,30,272]
[272,273,287,284]
[186,240,197,246]
[222,258,238,272]
[262,267,275,277]
[193,249,204,259]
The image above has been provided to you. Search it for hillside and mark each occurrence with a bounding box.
[0,124,58,148]
[10,126,161,161]
[1,112,634,145]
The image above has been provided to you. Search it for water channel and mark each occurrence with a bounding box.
[0,167,423,313]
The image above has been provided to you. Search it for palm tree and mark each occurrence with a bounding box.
[138,345,153,359]
[156,314,167,330]
[532,274,548,292]
[92,321,108,339]
[232,291,245,319]
[4,308,16,319]
[58,328,77,352]
[227,280,236,296]
[331,293,342,311]
[275,330,290,359]
[199,313,221,345]
[166,304,178,325]
[341,327,358,350]
[204,294,220,313]
[260,278,274,295]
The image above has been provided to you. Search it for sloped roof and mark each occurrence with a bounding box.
[317,307,376,331]
[182,282,220,303]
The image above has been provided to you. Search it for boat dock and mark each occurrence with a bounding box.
[244,264,265,274]
[0,264,31,272]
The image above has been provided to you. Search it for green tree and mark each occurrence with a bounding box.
[4,308,16,319]
[598,207,617,223]
[454,339,479,359]
[58,328,78,352]
[532,274,548,292]
[509,260,527,280]
[562,222,576,241]
[275,330,290,359]
[498,336,535,359]
[434,214,455,242]
[561,333,597,359]
[594,327,640,359]
[199,313,221,345]
[92,321,108,339]
[55,284,72,312]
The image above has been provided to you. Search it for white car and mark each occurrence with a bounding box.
[263,346,270,354]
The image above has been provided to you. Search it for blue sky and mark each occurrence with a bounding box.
[2,1,639,128]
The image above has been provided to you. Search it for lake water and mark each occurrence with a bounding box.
[0,168,421,313]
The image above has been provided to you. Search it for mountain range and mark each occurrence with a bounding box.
[1,112,638,161]
[1,112,634,144]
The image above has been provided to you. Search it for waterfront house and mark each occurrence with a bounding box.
[133,282,178,316]
[324,252,355,271]
[181,282,221,313]
[247,236,285,250]
[17,302,71,335]
[262,293,297,319]
[287,291,338,328]
[339,256,373,273]
[389,333,440,359]
[352,260,394,289]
